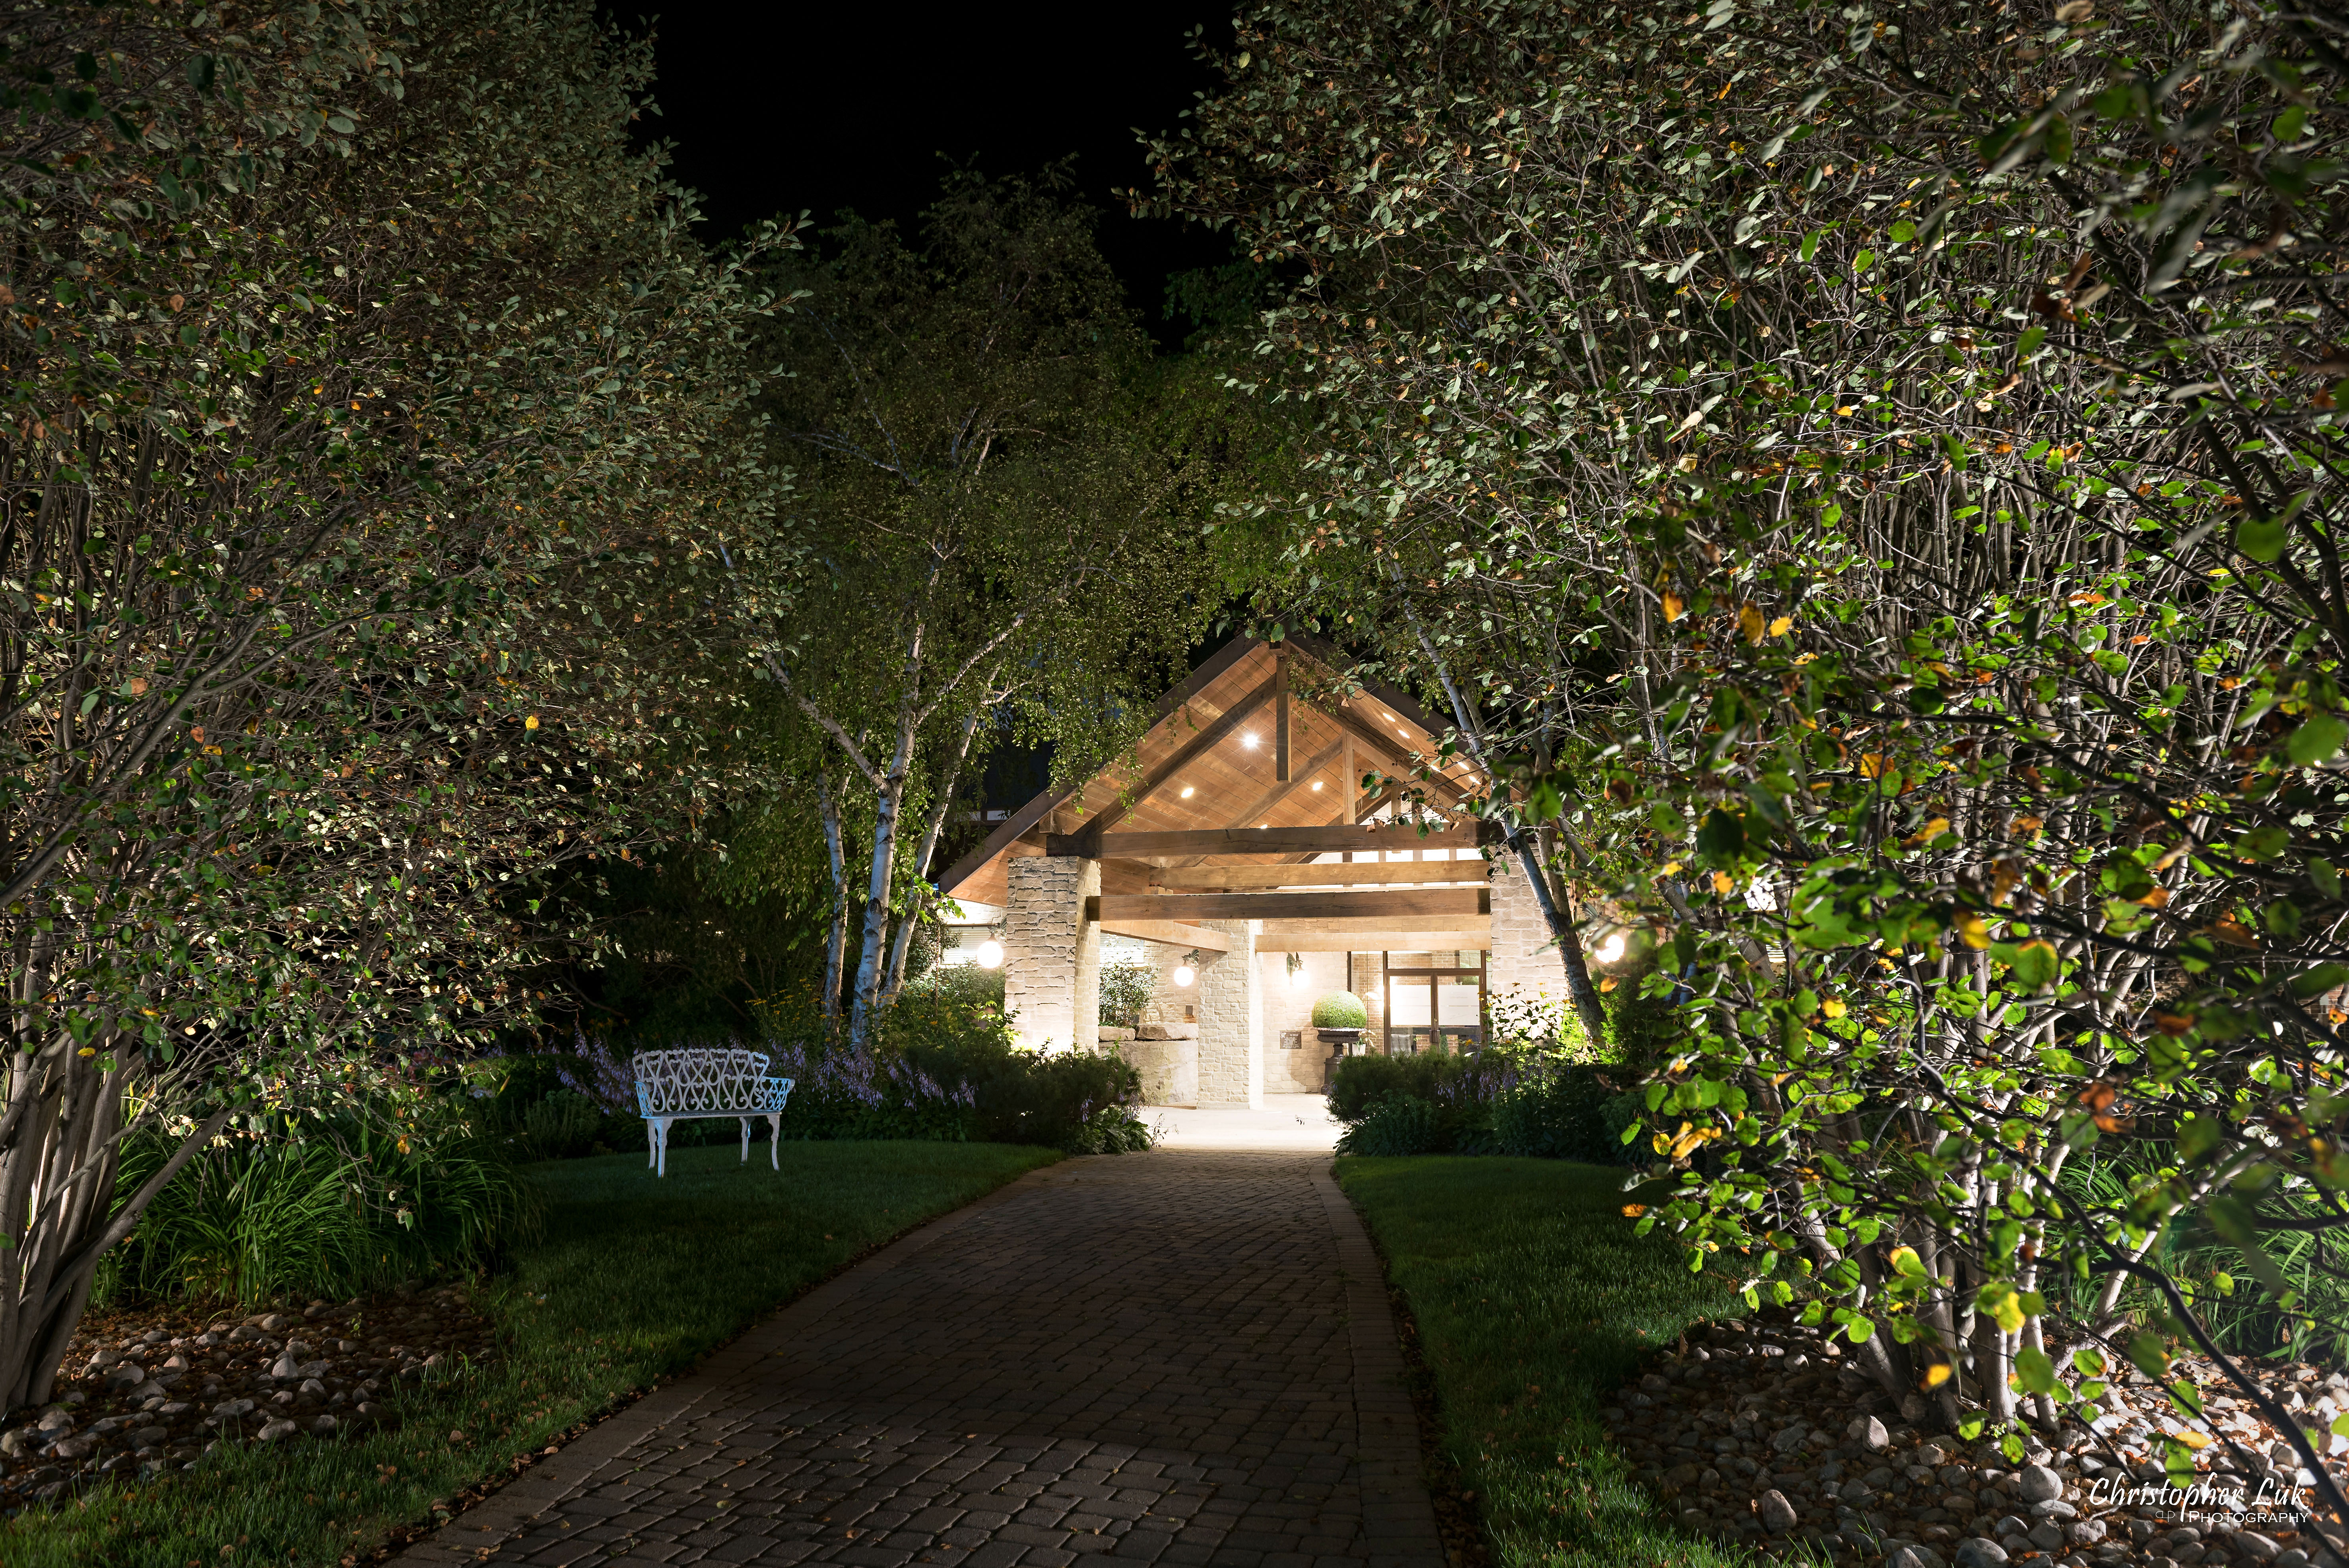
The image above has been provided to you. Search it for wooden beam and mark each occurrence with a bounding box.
[1147,861,1488,891]
[937,636,1262,895]
[1087,888,1488,923]
[1326,701,1479,804]
[1256,931,1493,953]
[1097,919,1232,952]
[1275,651,1291,783]
[1258,914,1490,933]
[1341,731,1356,860]
[1074,675,1280,850]
[1050,823,1478,859]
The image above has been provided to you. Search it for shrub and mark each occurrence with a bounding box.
[1335,1096,1442,1157]
[1099,961,1156,1029]
[903,960,1005,1013]
[1332,1046,1635,1164]
[101,1103,537,1308]
[515,1091,606,1162]
[1328,1050,1460,1123]
[1311,990,1368,1029]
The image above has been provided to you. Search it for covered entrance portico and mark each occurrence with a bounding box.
[934,638,1564,1107]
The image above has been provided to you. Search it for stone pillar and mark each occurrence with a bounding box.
[1486,848,1562,1019]
[1195,919,1262,1107]
[1004,855,1100,1054]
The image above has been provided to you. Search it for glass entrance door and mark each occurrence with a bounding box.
[1382,951,1486,1054]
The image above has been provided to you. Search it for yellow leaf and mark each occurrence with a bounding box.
[1769,615,1794,637]
[1991,1291,2027,1334]
[1888,1245,1923,1276]
[1859,753,1889,778]
[2175,1428,2213,1450]
[1712,870,1736,896]
[1821,997,1847,1019]
[1621,1203,1648,1219]
[1739,604,1765,643]
[1954,913,1990,949]
[1923,1363,1953,1388]
[1663,592,1686,622]
[1600,976,1617,992]
[524,715,540,731]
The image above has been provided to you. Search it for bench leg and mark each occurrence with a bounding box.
[768,1113,781,1170]
[651,1118,672,1178]
[739,1117,751,1164]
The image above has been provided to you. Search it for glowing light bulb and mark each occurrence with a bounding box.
[1179,785,1195,799]
[1594,931,1626,964]
[1290,965,1310,988]
[1310,780,1323,791]
[975,939,1004,969]
[1241,732,1259,749]
[1173,963,1197,987]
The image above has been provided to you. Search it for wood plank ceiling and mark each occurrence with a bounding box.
[939,640,1494,946]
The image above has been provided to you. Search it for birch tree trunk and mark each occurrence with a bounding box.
[883,706,986,1000]
[816,773,851,1024]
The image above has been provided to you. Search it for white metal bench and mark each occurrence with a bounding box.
[631,1048,794,1177]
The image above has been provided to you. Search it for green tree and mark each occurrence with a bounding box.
[750,173,1223,1048]
[0,0,783,1408]
[1155,0,2349,1514]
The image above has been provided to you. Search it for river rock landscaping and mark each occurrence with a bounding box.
[0,1281,491,1509]
[1605,1314,2349,1568]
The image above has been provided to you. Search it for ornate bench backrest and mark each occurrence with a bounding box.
[633,1048,784,1116]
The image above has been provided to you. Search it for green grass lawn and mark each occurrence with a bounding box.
[0,1139,1060,1568]
[1337,1155,1767,1568]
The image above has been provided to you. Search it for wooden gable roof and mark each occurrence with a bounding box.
[937,636,1484,908]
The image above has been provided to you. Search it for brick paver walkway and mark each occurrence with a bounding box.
[394,1151,1442,1568]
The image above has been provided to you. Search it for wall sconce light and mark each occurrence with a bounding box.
[1173,949,1201,988]
[1593,930,1626,965]
[976,938,1005,969]
[1286,952,1308,988]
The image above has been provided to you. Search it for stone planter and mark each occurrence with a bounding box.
[1122,1022,1199,1105]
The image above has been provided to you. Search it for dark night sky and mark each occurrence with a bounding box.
[602,1,1246,336]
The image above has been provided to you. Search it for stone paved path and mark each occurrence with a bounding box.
[395,1150,1442,1568]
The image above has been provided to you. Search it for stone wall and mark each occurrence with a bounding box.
[1255,950,1350,1093]
[1485,847,1565,1027]
[1195,919,1261,1107]
[1119,1024,1199,1104]
[1003,856,1099,1054]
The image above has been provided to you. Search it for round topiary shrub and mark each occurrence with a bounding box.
[1310,990,1368,1029]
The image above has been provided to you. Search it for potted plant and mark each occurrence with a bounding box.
[1310,990,1369,1052]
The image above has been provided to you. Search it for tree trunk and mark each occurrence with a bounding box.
[816,772,850,1024]
[847,714,922,1050]
[883,706,985,1001]
[1512,827,1608,1047]
[0,1022,238,1413]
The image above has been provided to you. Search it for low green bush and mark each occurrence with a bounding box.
[100,1102,537,1308]
[1330,1047,1638,1163]
[1336,1095,1442,1156]
[1311,990,1369,1029]
[484,986,1151,1159]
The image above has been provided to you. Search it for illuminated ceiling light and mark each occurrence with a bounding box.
[1241,732,1259,749]
[1310,780,1323,791]
[1179,785,1196,799]
[1382,712,1395,721]
[975,939,1005,969]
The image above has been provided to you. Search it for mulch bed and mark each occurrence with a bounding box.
[0,1281,494,1510]
[1605,1312,2349,1568]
